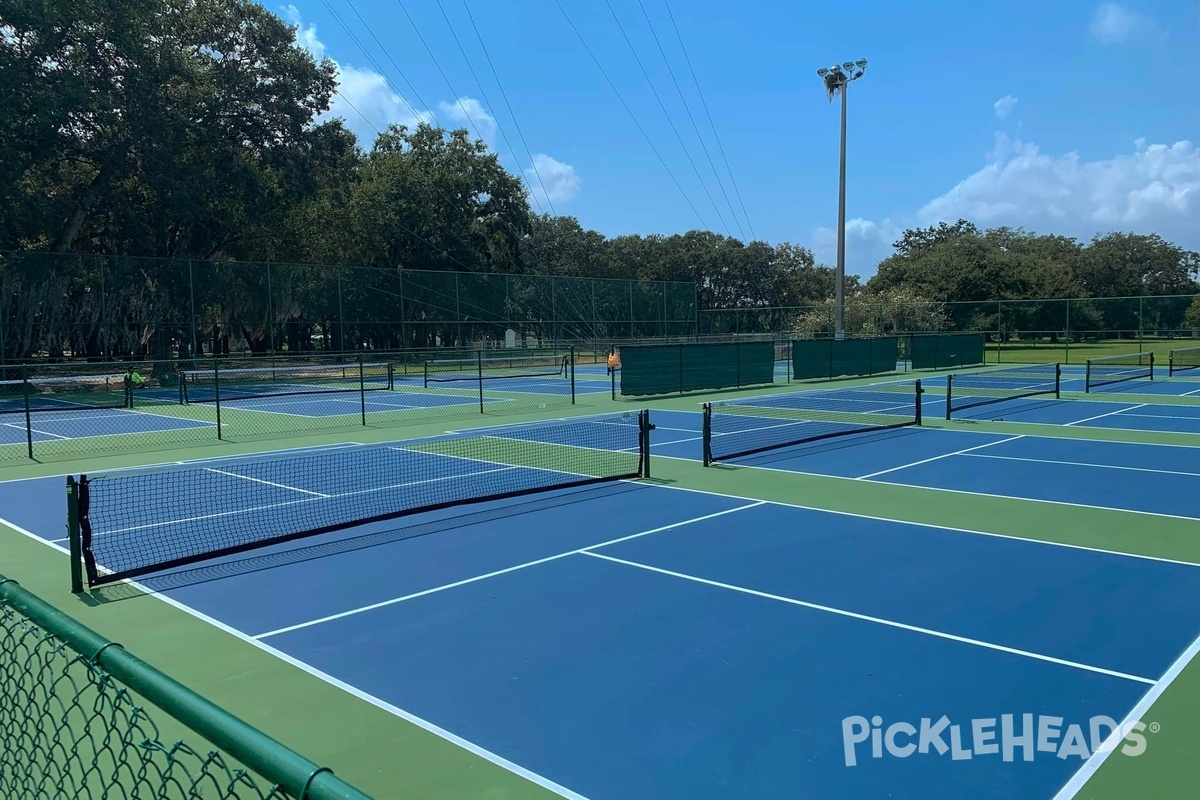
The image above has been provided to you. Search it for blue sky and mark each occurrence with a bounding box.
[282,0,1199,279]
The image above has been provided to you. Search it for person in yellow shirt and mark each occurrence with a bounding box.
[606,348,621,375]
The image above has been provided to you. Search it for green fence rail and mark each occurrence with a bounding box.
[616,341,775,397]
[0,251,697,365]
[699,294,1200,365]
[0,572,372,799]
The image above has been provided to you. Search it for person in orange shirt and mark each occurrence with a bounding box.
[606,348,621,375]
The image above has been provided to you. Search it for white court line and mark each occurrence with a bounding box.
[0,514,592,800]
[203,468,331,498]
[1052,631,1200,800]
[582,551,1156,685]
[644,470,1200,569]
[1183,386,1200,397]
[867,475,1200,523]
[5,422,70,440]
[854,435,1025,480]
[1121,411,1200,420]
[255,502,765,639]
[962,452,1200,479]
[1066,404,1148,427]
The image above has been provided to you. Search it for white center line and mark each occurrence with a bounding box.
[203,468,330,498]
[583,552,1155,685]
[255,502,765,639]
[1065,404,1147,426]
[855,435,1025,480]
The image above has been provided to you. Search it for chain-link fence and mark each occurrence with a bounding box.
[0,252,698,365]
[0,573,372,799]
[699,295,1200,364]
[0,349,610,464]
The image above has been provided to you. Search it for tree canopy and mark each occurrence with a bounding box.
[2,0,1198,360]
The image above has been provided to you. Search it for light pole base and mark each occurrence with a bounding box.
[834,330,846,341]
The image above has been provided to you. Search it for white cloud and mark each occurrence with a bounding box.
[812,134,1200,279]
[438,98,498,149]
[525,154,581,206]
[811,218,901,282]
[993,95,1018,119]
[280,5,493,149]
[1088,3,1155,45]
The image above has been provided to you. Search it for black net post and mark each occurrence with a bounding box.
[1149,352,1155,380]
[1085,360,1092,393]
[611,360,616,400]
[944,373,954,421]
[477,351,484,414]
[1054,364,1062,399]
[67,476,83,594]
[915,379,923,426]
[358,354,367,426]
[701,402,713,467]
[22,365,33,459]
[570,346,576,404]
[639,409,653,478]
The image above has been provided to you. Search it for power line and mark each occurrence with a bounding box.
[604,0,731,237]
[321,0,435,129]
[460,0,559,218]
[434,0,550,215]
[392,1,490,148]
[636,0,745,241]
[553,0,709,231]
[663,0,755,241]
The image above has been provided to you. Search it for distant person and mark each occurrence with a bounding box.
[606,349,621,375]
[124,369,147,390]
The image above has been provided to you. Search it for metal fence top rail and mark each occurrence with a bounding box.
[0,572,373,800]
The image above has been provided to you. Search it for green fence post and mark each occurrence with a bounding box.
[22,365,33,460]
[213,358,223,440]
[266,262,274,355]
[67,476,83,593]
[1139,295,1145,354]
[358,354,367,426]
[477,351,484,414]
[1064,299,1071,364]
[570,346,576,404]
[996,299,1003,364]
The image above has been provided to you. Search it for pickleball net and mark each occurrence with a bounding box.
[68,411,652,588]
[702,382,923,466]
[1169,346,1200,376]
[1085,352,1154,392]
[423,354,570,387]
[0,374,131,414]
[179,361,394,404]
[945,363,1060,419]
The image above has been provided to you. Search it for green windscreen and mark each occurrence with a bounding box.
[792,337,898,380]
[620,341,774,396]
[909,333,985,370]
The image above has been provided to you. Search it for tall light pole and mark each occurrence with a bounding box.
[817,58,867,340]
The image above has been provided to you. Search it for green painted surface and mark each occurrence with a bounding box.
[1,368,1198,799]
